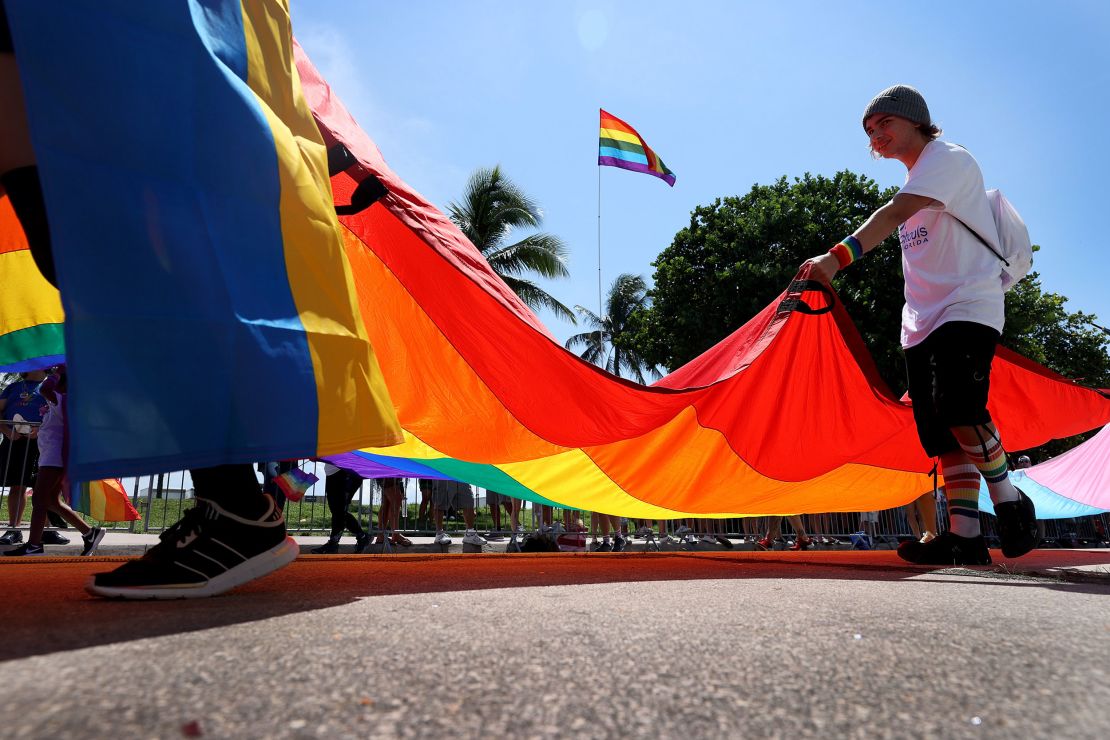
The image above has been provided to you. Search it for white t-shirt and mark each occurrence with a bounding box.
[36,392,65,468]
[896,140,1005,348]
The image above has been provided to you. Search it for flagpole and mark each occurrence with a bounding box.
[597,164,603,322]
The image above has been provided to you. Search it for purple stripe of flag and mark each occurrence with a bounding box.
[598,156,676,187]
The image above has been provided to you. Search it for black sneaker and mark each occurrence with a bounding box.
[80,527,105,555]
[0,529,23,545]
[995,491,1038,559]
[897,531,992,566]
[312,538,340,555]
[612,534,627,552]
[85,495,297,599]
[352,532,371,554]
[592,540,612,552]
[714,535,735,549]
[3,542,44,556]
[42,530,71,545]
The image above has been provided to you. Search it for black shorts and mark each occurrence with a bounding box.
[903,321,999,457]
[0,435,38,487]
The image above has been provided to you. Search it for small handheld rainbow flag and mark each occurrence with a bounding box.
[275,467,319,502]
[598,109,676,186]
[68,479,141,522]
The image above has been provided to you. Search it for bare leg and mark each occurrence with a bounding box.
[30,467,91,544]
[6,485,27,527]
[913,491,937,541]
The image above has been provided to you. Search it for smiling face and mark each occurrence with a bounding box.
[864,113,929,167]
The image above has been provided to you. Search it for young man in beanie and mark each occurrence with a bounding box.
[805,84,1037,565]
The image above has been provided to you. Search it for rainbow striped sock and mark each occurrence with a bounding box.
[959,426,1021,506]
[943,462,983,537]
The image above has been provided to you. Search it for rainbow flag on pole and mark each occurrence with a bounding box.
[598,109,676,186]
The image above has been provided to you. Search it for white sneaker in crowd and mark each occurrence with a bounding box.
[462,529,485,546]
[434,531,452,546]
[659,534,678,545]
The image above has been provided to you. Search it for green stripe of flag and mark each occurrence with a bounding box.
[599,136,646,156]
[0,322,64,368]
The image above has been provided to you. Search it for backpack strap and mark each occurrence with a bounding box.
[948,212,1010,267]
[945,143,1011,268]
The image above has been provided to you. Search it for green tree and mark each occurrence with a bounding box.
[566,274,661,384]
[448,165,575,322]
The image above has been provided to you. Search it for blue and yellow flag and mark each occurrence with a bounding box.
[4,0,402,480]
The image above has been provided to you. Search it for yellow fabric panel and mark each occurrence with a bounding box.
[239,0,401,453]
[342,227,567,461]
[585,405,932,514]
[0,250,63,334]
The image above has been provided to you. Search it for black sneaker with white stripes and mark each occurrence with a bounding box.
[85,495,297,599]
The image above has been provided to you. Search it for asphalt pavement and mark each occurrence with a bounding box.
[1,544,1108,739]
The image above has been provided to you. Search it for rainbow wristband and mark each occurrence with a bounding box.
[828,235,863,269]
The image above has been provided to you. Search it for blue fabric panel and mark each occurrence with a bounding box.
[6,1,319,479]
[977,472,1106,519]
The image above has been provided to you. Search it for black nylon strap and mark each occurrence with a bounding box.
[777,279,835,315]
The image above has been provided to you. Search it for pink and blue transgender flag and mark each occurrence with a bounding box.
[598,109,676,186]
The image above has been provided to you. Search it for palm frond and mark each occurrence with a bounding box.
[500,275,576,324]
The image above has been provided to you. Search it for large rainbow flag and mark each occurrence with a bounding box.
[294,50,1110,518]
[1,8,1106,519]
[598,110,676,186]
[0,196,63,372]
[3,0,402,481]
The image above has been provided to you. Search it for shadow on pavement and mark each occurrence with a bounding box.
[0,549,1106,662]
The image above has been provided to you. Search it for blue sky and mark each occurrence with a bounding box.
[291,1,1110,348]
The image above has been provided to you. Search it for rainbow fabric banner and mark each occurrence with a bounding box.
[69,479,141,523]
[0,196,64,372]
[3,0,402,481]
[298,49,1110,519]
[598,109,676,186]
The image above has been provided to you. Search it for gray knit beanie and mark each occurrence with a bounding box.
[862,85,931,129]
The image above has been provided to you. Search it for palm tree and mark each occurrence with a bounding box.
[565,274,661,384]
[447,166,575,323]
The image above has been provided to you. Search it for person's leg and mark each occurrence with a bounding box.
[606,514,625,550]
[489,492,502,532]
[897,326,992,565]
[88,463,295,597]
[26,469,60,545]
[905,504,923,540]
[914,491,938,542]
[383,481,410,546]
[7,485,26,528]
[313,474,348,553]
[510,497,522,531]
[593,513,612,551]
[935,323,1033,556]
[324,476,349,540]
[788,515,811,549]
[192,464,270,518]
[417,488,431,527]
